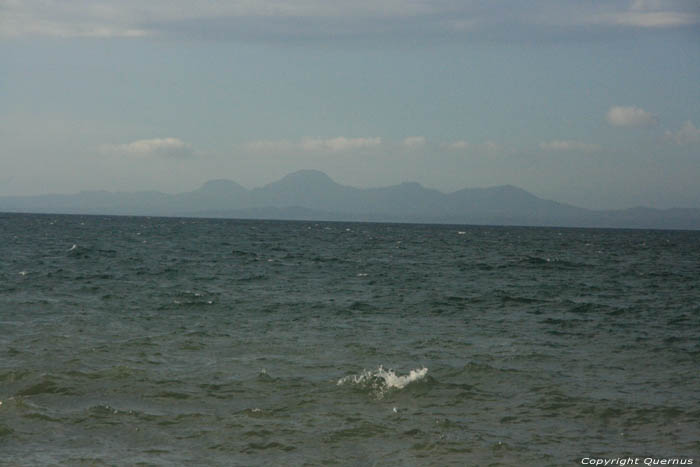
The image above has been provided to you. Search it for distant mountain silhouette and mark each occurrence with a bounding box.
[173,179,248,212]
[1,169,699,229]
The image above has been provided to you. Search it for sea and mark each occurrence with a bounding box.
[1,213,698,466]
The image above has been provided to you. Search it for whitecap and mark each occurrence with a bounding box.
[337,366,428,399]
[68,244,77,251]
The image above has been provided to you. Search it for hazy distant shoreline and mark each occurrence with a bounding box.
[2,170,699,230]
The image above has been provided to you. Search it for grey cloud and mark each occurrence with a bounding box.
[3,0,698,42]
[141,1,700,44]
[539,140,600,152]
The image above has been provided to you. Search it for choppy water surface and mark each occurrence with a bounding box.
[1,213,698,465]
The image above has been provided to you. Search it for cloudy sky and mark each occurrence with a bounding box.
[1,0,699,209]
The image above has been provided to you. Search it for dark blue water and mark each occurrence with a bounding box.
[1,213,698,465]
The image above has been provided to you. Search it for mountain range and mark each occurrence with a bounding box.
[2,169,699,229]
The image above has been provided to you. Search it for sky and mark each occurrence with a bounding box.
[1,0,699,209]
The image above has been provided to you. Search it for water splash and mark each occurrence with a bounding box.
[337,366,428,399]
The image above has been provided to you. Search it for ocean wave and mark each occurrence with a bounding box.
[15,376,76,397]
[337,366,428,399]
[516,255,589,269]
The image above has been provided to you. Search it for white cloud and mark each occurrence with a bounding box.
[585,0,699,29]
[665,121,700,145]
[482,141,502,153]
[0,1,150,38]
[606,106,656,127]
[2,0,697,40]
[440,140,505,155]
[539,140,599,152]
[0,1,433,38]
[301,136,382,152]
[444,140,469,150]
[402,136,426,148]
[245,139,296,153]
[611,11,698,27]
[100,137,194,158]
[245,136,381,153]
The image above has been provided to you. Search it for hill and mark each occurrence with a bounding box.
[2,170,699,229]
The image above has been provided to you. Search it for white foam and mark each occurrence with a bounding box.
[68,244,77,251]
[337,365,428,398]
